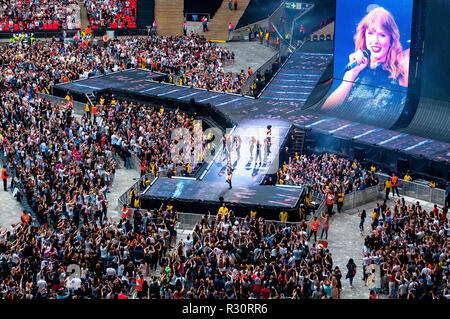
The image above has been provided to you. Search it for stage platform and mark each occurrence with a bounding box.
[139,119,304,218]
[140,177,304,218]
[259,51,332,103]
[53,53,450,180]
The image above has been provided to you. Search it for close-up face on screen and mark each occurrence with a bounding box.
[320,0,413,128]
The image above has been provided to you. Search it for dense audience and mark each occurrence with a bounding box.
[112,35,245,93]
[0,38,125,93]
[84,0,137,29]
[277,153,379,194]
[361,198,449,299]
[0,14,446,301]
[0,204,178,299]
[144,212,341,299]
[0,0,80,31]
[0,34,245,94]
[0,89,203,299]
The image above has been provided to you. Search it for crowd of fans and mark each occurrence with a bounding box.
[0,70,206,300]
[0,0,140,32]
[84,0,137,29]
[144,212,341,299]
[360,198,449,299]
[277,152,379,194]
[110,35,246,93]
[0,0,81,31]
[0,37,128,93]
[0,12,446,300]
[0,203,178,299]
[0,33,246,94]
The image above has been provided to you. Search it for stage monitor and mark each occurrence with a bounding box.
[320,0,413,128]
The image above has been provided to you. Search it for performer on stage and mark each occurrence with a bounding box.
[266,125,272,154]
[249,136,256,162]
[322,7,409,111]
[226,136,232,163]
[255,140,262,165]
[233,135,241,161]
[226,162,234,189]
[263,137,269,164]
[222,136,227,161]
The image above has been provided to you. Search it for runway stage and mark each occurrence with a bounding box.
[139,119,305,218]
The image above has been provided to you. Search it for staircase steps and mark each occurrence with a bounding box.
[201,0,251,42]
[154,0,185,36]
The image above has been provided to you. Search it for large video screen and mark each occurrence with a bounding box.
[320,0,413,128]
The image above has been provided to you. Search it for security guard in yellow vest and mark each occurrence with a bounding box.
[184,162,190,176]
[404,171,412,182]
[337,188,344,213]
[299,204,306,220]
[384,179,391,200]
[218,203,229,218]
[279,210,288,222]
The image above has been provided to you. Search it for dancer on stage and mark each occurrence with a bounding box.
[249,136,256,162]
[226,162,234,189]
[263,137,269,164]
[226,136,233,163]
[266,125,272,154]
[255,140,262,165]
[234,135,241,161]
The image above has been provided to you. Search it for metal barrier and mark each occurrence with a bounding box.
[376,173,445,206]
[342,185,381,210]
[38,93,85,115]
[177,213,204,229]
[118,172,159,208]
[240,51,280,96]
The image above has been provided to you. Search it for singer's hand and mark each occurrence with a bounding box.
[344,50,369,81]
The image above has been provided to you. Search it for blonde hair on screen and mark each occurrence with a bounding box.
[354,7,405,80]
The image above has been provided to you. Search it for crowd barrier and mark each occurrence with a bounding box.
[342,185,381,210]
[375,173,445,206]
[240,51,280,96]
[0,28,148,39]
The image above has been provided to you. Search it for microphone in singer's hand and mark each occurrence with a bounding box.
[344,50,371,71]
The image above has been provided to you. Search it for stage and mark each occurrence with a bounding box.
[139,119,305,218]
[52,49,450,182]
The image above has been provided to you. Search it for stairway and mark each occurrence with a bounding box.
[79,1,90,30]
[154,0,185,36]
[85,92,96,106]
[290,129,306,157]
[202,0,251,42]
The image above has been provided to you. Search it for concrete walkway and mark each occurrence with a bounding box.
[217,41,277,74]
[317,195,436,299]
[0,181,25,229]
[106,167,140,222]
